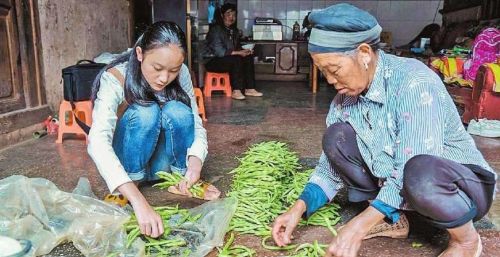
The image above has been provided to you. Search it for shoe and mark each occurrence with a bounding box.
[363,213,409,239]
[104,194,128,207]
[231,90,246,100]
[244,89,263,97]
[467,119,500,138]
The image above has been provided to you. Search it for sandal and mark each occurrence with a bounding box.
[339,213,410,239]
[103,194,129,207]
[167,181,221,200]
[364,213,409,239]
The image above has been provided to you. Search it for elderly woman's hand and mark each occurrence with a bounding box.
[272,200,306,246]
[325,222,364,257]
[325,206,385,257]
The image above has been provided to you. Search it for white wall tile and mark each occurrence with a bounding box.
[236,0,443,46]
[347,1,378,17]
[286,1,300,20]
[261,0,274,17]
[377,1,392,21]
[285,19,297,40]
[300,10,310,21]
[238,0,250,18]
[324,0,338,8]
[249,0,262,17]
[242,19,253,36]
[300,0,313,12]
[312,0,325,11]
[274,0,287,19]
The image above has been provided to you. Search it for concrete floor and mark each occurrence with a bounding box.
[0,81,499,256]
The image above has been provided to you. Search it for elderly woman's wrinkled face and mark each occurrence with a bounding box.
[311,52,370,96]
[222,10,236,27]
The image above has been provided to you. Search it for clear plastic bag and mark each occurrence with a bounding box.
[179,197,237,257]
[0,175,236,257]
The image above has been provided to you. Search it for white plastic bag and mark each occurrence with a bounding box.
[0,175,236,257]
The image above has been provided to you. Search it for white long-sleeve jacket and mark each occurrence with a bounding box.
[87,62,208,193]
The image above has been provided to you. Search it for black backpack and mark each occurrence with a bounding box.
[61,60,105,133]
[62,60,106,101]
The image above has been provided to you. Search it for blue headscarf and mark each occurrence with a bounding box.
[308,3,382,53]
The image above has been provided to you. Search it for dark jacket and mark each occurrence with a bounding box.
[203,24,240,58]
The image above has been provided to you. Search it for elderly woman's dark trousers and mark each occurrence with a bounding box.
[205,55,255,91]
[322,122,495,229]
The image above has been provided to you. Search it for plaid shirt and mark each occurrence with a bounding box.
[309,51,496,210]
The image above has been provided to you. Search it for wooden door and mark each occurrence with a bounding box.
[0,0,50,143]
[0,0,25,114]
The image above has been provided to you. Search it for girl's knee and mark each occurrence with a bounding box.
[161,101,194,127]
[123,104,161,130]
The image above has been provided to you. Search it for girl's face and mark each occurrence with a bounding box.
[136,44,184,91]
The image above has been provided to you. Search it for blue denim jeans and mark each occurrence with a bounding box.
[112,100,194,181]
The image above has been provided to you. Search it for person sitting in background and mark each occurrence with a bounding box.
[272,4,496,257]
[203,3,263,100]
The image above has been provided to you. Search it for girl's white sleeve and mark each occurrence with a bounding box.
[87,72,131,193]
[179,64,208,164]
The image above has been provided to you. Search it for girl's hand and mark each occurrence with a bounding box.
[118,182,164,238]
[133,199,164,238]
[178,156,202,195]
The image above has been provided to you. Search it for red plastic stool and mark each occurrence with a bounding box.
[56,100,92,144]
[194,87,207,121]
[203,72,232,97]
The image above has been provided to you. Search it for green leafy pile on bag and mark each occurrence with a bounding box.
[123,198,237,257]
[124,205,200,257]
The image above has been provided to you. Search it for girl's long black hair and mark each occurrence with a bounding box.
[92,21,190,107]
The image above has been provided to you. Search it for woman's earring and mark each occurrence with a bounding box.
[364,62,369,71]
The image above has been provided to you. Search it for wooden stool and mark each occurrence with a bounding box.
[194,87,207,121]
[56,100,92,144]
[203,72,232,97]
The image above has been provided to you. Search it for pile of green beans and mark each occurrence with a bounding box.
[153,171,204,198]
[282,169,314,205]
[227,141,301,236]
[124,205,201,256]
[222,141,342,256]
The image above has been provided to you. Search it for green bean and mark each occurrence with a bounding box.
[126,227,140,248]
[217,233,256,257]
[290,241,328,257]
[144,239,186,247]
[261,236,297,251]
[153,171,205,198]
